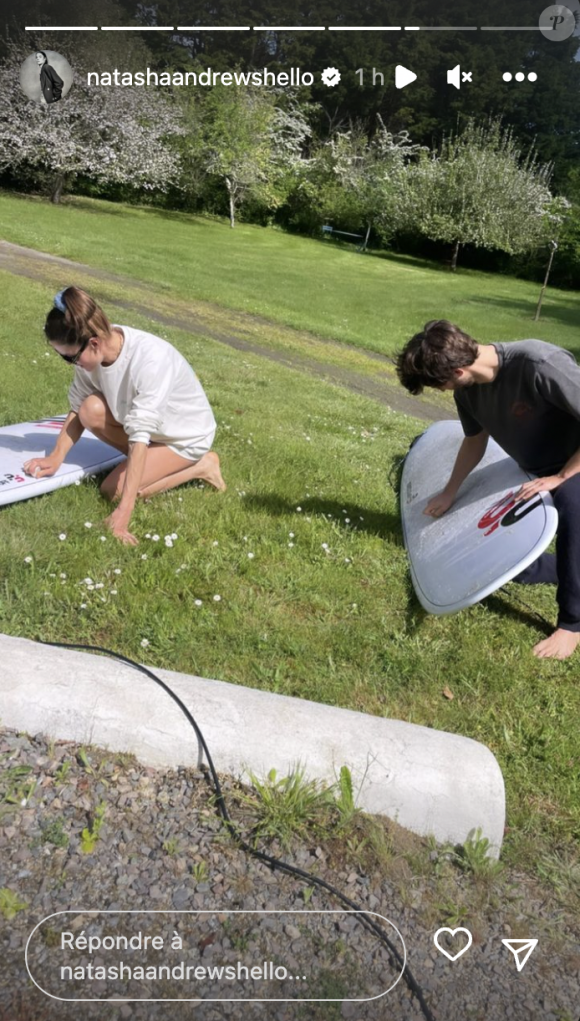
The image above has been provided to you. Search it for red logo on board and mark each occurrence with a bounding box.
[478,492,543,536]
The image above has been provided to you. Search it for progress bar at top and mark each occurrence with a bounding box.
[25,24,547,31]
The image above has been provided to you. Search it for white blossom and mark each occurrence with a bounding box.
[0,46,184,202]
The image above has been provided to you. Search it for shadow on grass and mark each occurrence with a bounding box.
[397,581,555,643]
[483,589,553,637]
[242,492,403,544]
[463,294,580,339]
[361,248,452,275]
[61,196,132,217]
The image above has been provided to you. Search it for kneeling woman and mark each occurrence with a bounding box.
[24,286,225,545]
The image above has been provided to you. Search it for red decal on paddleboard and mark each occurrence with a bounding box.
[1,473,26,484]
[478,492,517,536]
[34,420,64,430]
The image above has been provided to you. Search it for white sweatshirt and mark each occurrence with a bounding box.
[68,325,216,459]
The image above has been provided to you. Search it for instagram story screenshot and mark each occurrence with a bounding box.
[0,1,579,1019]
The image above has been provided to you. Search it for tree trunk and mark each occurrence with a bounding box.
[450,239,461,271]
[225,177,235,228]
[360,223,371,253]
[534,241,558,322]
[50,174,67,204]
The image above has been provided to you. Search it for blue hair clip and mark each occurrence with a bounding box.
[54,289,67,313]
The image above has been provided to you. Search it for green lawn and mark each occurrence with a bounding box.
[0,197,579,881]
[1,191,579,359]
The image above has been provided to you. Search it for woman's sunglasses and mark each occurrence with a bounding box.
[55,336,91,365]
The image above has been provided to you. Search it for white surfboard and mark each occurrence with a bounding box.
[400,420,558,615]
[0,417,124,507]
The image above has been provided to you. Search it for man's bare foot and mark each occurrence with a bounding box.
[533,628,580,660]
[196,451,226,491]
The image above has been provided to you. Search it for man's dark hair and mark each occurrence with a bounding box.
[395,320,478,395]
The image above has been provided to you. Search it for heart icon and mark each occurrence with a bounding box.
[433,927,473,961]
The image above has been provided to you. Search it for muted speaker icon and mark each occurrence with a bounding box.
[447,64,473,88]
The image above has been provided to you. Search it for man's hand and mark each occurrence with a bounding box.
[424,490,456,518]
[104,506,138,546]
[516,475,564,501]
[22,455,62,479]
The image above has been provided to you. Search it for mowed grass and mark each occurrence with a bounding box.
[0,270,579,877]
[1,191,580,359]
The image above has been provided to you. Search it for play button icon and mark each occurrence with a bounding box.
[395,65,417,89]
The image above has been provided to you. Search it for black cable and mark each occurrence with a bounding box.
[40,639,437,1021]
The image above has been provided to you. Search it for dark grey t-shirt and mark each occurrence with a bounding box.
[454,340,580,475]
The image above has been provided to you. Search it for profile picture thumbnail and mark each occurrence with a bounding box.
[19,50,73,105]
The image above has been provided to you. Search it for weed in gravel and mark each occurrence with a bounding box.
[0,887,27,920]
[192,861,209,883]
[452,828,505,881]
[434,898,471,928]
[334,765,357,827]
[242,765,335,850]
[0,762,35,820]
[80,801,106,854]
[53,760,71,785]
[302,885,315,905]
[162,837,181,856]
[76,747,92,772]
[40,817,69,848]
[42,927,60,948]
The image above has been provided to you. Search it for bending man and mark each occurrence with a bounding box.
[396,319,580,660]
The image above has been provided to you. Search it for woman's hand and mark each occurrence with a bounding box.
[104,506,138,546]
[424,489,456,518]
[516,475,564,501]
[23,455,62,479]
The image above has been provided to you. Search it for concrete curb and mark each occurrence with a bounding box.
[0,634,505,853]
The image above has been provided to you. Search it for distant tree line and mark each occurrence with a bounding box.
[0,6,578,287]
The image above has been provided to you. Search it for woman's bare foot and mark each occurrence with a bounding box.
[195,451,226,491]
[533,629,580,660]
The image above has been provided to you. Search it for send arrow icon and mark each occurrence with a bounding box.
[395,65,417,89]
[502,939,538,972]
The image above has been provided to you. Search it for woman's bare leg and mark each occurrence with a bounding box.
[138,451,226,498]
[78,394,226,501]
[101,446,225,501]
[78,394,129,453]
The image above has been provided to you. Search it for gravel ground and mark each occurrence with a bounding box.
[0,728,578,1021]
